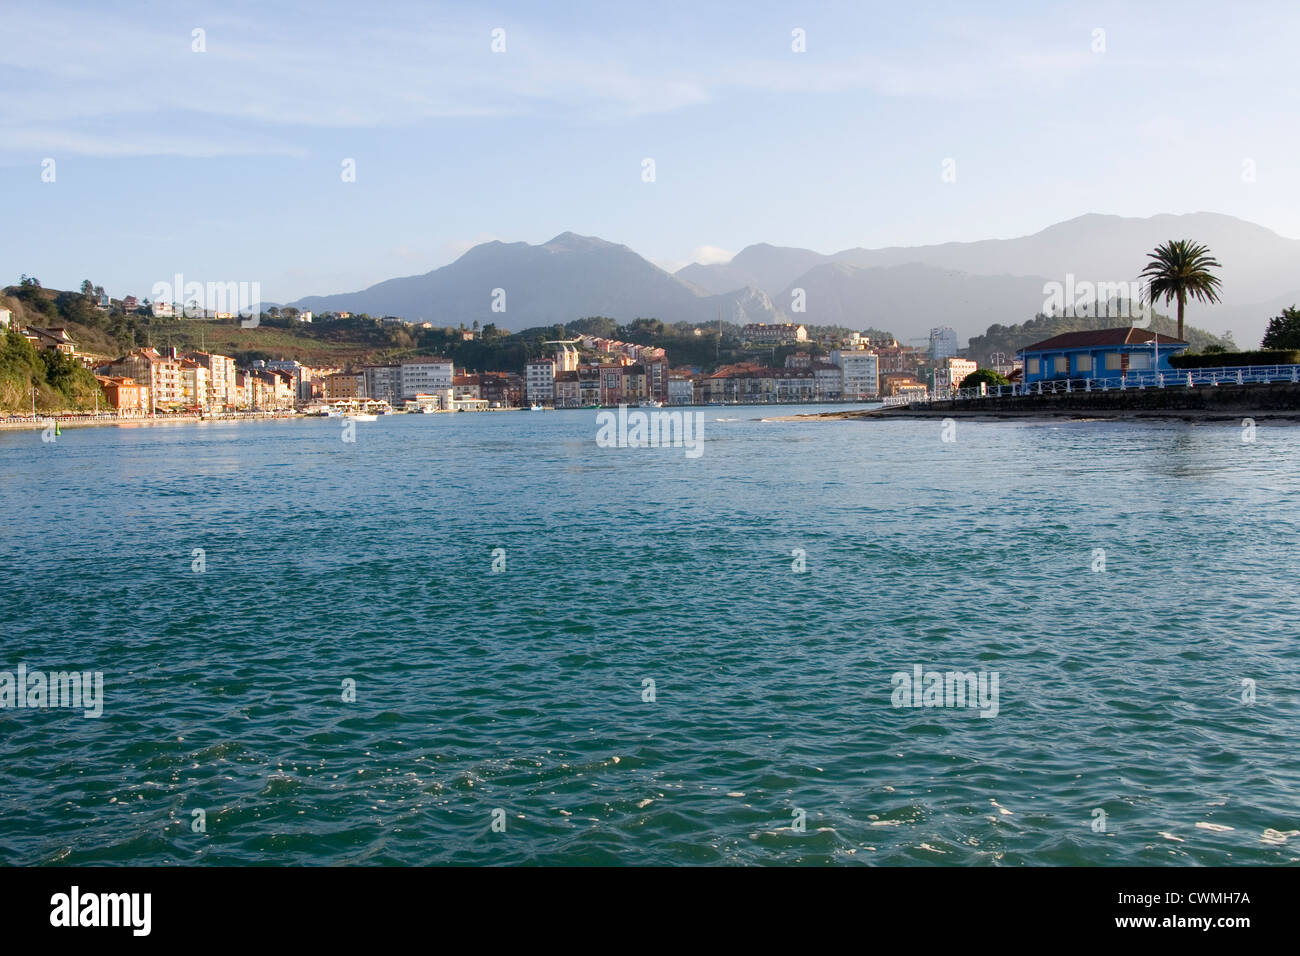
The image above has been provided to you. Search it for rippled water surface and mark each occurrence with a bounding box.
[2,408,1299,865]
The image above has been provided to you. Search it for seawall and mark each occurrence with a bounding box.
[835,382,1300,421]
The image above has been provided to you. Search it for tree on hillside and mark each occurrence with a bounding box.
[568,316,618,338]
[80,280,94,298]
[1139,239,1223,342]
[1261,305,1300,350]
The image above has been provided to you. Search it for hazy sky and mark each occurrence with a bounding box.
[4,0,1298,303]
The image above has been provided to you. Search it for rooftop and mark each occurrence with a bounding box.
[1021,327,1187,353]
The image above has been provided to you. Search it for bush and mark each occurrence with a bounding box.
[1169,349,1300,368]
[959,368,1011,389]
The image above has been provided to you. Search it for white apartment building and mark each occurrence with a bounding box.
[830,349,879,399]
[525,358,556,404]
[399,359,454,398]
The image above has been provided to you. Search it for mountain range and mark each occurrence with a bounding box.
[288,213,1300,347]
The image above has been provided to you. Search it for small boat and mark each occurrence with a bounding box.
[529,404,544,411]
[638,400,664,408]
[345,412,378,422]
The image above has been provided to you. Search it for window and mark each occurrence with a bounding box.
[1053,356,1069,374]
[1027,358,1040,374]
[1128,352,1151,370]
[1076,354,1092,372]
[1105,353,1122,370]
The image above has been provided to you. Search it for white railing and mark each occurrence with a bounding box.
[887,365,1300,406]
[882,393,927,407]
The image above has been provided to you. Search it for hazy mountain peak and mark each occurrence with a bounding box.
[543,231,619,252]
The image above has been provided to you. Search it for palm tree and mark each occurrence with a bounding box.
[1139,240,1223,342]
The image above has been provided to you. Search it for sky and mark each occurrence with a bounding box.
[3,0,1299,304]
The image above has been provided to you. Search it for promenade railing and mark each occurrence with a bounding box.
[894,365,1300,405]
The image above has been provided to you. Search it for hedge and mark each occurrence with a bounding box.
[1169,350,1300,368]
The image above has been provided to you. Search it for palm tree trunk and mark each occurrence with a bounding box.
[1177,292,1185,342]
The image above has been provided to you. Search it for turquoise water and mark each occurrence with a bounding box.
[2,407,1299,865]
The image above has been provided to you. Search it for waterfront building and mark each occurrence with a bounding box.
[400,359,454,398]
[100,348,184,410]
[667,374,695,405]
[773,368,815,401]
[621,364,648,403]
[830,348,879,399]
[525,357,556,405]
[1018,328,1189,384]
[323,372,364,401]
[813,362,843,400]
[578,369,601,406]
[599,363,626,406]
[361,365,402,404]
[643,356,669,401]
[181,350,237,409]
[453,374,482,400]
[554,371,581,408]
[479,371,523,408]
[244,368,295,409]
[94,375,150,413]
[176,358,210,409]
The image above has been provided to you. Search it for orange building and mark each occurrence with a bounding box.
[95,375,150,413]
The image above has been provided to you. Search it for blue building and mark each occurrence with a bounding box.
[1018,328,1188,384]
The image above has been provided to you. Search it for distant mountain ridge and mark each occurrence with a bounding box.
[292,232,784,331]
[287,214,1300,346]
